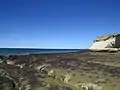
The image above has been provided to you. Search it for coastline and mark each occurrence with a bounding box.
[0,48,87,55]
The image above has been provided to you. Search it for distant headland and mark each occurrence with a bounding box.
[90,33,120,52]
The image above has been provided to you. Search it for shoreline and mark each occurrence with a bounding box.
[0,49,89,57]
[0,49,88,56]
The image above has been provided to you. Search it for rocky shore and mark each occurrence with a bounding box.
[0,51,120,90]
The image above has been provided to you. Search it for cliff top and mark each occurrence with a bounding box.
[95,33,120,41]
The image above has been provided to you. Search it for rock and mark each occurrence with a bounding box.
[8,55,18,60]
[0,55,7,60]
[0,69,9,77]
[47,69,55,77]
[16,64,26,68]
[0,60,3,63]
[55,75,64,81]
[0,56,8,64]
[16,64,23,68]
[90,33,120,51]
[0,69,17,90]
[0,76,16,90]
[6,60,15,65]
[75,82,83,88]
[48,85,73,90]
[94,78,107,84]
[19,77,31,90]
[63,73,72,83]
[35,64,51,73]
[48,85,60,90]
[81,83,102,90]
[24,84,31,90]
[61,86,73,90]
[44,83,50,88]
[0,69,18,90]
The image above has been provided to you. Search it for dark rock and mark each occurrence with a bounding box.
[0,76,16,90]
[0,55,6,60]
[61,86,73,90]
[8,55,18,61]
[48,85,60,90]
[48,85,73,90]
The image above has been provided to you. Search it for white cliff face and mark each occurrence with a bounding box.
[90,37,116,50]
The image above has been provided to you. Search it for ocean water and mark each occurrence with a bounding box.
[0,48,87,55]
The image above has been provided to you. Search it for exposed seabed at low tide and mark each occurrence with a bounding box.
[0,51,120,90]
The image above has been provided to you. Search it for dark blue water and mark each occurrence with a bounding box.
[0,48,88,55]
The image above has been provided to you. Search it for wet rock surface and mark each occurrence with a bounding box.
[0,51,120,90]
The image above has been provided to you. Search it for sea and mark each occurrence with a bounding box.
[0,48,88,55]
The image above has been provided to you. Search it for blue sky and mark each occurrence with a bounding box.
[0,0,120,49]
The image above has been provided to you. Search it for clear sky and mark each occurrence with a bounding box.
[0,0,120,49]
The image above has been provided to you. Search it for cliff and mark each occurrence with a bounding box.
[90,33,120,51]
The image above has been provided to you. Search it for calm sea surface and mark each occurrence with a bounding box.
[0,48,88,55]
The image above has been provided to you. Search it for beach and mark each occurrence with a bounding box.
[0,51,120,90]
